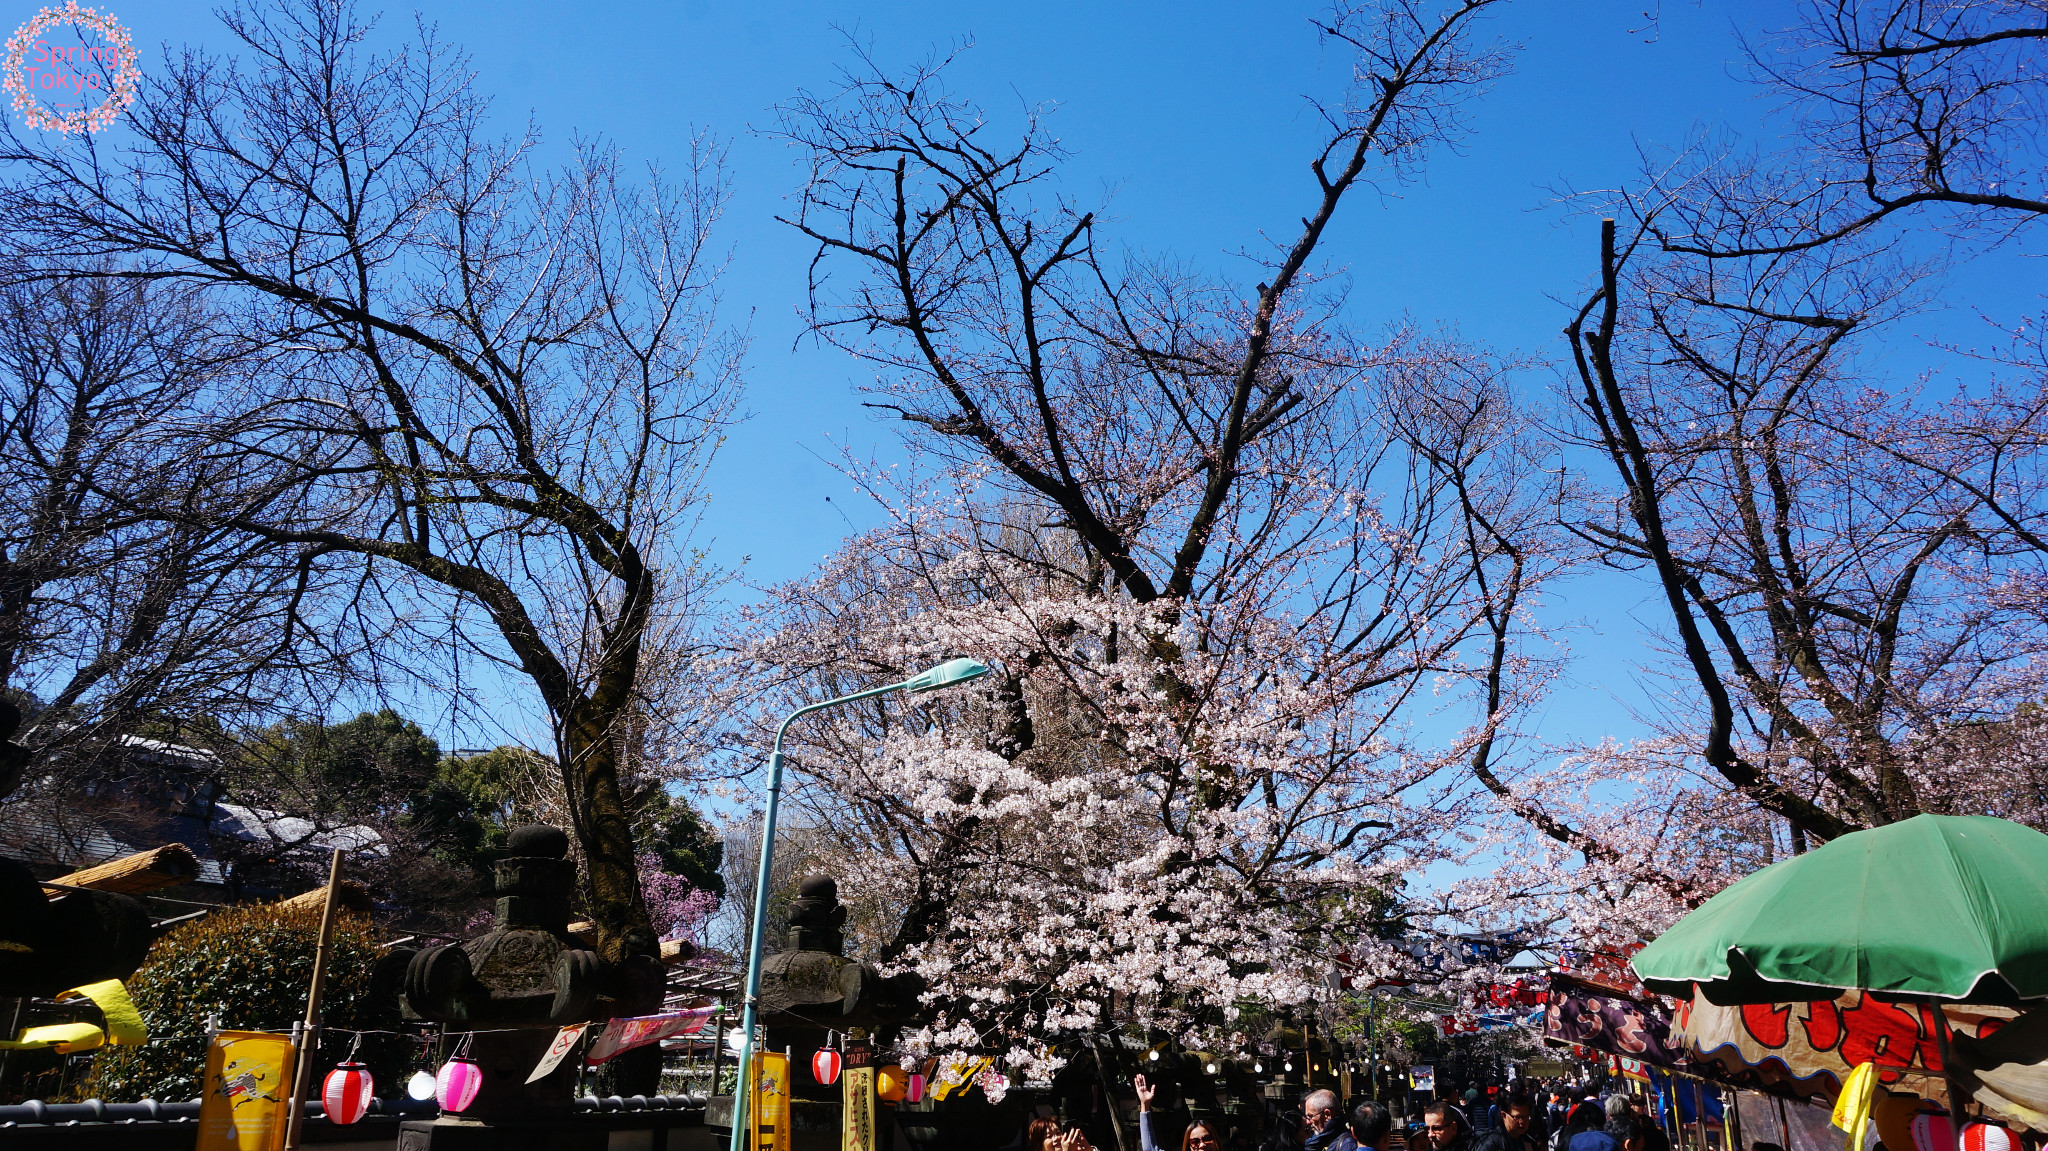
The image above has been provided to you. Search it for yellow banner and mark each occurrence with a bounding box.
[196,1030,297,1151]
[750,1051,791,1151]
[843,1064,877,1151]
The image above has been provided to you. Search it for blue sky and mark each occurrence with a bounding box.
[88,0,2032,755]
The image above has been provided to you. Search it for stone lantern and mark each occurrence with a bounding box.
[754,875,922,1102]
[391,825,665,1149]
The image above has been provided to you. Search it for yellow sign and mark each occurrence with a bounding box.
[843,1064,877,1151]
[929,1056,989,1101]
[196,1030,296,1151]
[750,1051,791,1151]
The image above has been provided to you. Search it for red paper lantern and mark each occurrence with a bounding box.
[906,1072,926,1103]
[812,1047,842,1086]
[1967,1124,2022,1151]
[322,1062,374,1125]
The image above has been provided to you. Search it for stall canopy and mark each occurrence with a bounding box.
[1676,992,2016,1104]
[1634,815,2048,1007]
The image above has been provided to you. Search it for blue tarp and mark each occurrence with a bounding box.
[1648,1069,1725,1126]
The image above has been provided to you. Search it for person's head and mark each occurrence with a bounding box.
[1604,1096,1632,1126]
[1423,1102,1464,1148]
[1349,1101,1394,1150]
[1502,1095,1534,1139]
[1607,1115,1644,1151]
[1029,1118,1068,1151]
[1305,1090,1339,1132]
[1267,1109,1307,1151]
[1184,1120,1222,1151]
[1566,1102,1601,1132]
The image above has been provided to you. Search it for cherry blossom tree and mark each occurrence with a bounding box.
[720,0,1571,1078]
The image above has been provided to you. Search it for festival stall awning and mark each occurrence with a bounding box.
[1675,992,2016,1105]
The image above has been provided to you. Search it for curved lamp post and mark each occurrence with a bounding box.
[727,657,989,1151]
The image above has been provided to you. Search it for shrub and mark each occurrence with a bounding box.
[84,903,403,1102]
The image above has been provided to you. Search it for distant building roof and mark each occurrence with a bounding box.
[211,802,385,856]
[0,734,385,891]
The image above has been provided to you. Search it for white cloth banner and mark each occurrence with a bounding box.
[526,1023,588,1083]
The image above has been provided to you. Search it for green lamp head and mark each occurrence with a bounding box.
[906,657,991,693]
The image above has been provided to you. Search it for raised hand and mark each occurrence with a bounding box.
[1134,1073,1157,1112]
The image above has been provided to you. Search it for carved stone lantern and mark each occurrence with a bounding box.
[754,876,922,1103]
[392,825,664,1149]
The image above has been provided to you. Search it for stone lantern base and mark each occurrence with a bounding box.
[397,1116,607,1150]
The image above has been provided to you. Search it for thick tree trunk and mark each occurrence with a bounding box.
[560,703,656,965]
[562,703,663,1097]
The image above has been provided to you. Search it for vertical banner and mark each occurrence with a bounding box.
[196,1030,297,1151]
[843,1040,877,1151]
[1412,1065,1436,1093]
[751,1051,791,1151]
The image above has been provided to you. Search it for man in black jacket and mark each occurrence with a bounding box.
[1472,1094,1539,1151]
[1332,1100,1394,1151]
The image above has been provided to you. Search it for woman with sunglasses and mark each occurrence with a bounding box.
[1135,1073,1225,1151]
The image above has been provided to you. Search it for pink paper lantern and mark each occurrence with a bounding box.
[1913,1113,1954,1151]
[812,1048,842,1086]
[321,1062,374,1125]
[436,1057,483,1112]
[906,1072,926,1103]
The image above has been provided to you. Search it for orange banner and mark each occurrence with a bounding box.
[195,1030,297,1151]
[750,1050,791,1151]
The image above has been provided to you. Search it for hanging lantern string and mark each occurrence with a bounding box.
[123,1024,581,1045]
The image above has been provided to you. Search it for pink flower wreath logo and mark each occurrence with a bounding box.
[3,1,139,134]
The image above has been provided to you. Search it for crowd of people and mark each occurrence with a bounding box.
[1020,1077,1677,1151]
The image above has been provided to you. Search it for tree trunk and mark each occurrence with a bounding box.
[560,703,656,965]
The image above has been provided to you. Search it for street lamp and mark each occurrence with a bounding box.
[726,658,990,1151]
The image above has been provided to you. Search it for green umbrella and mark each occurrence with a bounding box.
[1633,814,2048,1007]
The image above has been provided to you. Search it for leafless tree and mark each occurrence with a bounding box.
[1653,0,2047,259]
[776,0,1516,614]
[1537,0,2048,849]
[0,0,745,962]
[0,276,325,801]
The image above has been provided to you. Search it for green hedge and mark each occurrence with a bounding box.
[84,903,405,1102]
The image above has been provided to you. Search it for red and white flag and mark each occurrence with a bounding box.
[585,1007,717,1065]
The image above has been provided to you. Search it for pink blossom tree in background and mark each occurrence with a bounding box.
[638,851,719,945]
[1445,0,2048,981]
